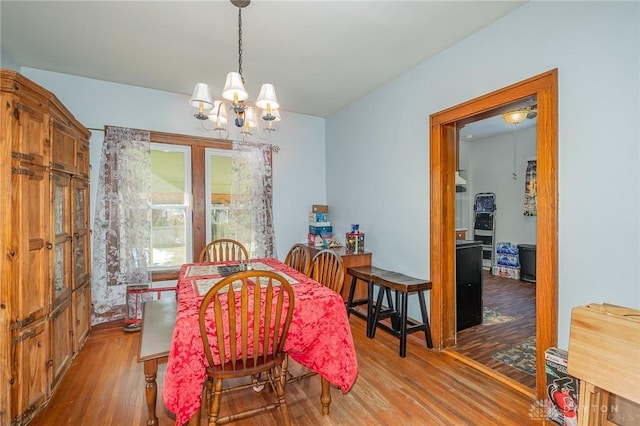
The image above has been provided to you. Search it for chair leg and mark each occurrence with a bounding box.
[205,377,213,409]
[208,378,223,425]
[275,358,292,426]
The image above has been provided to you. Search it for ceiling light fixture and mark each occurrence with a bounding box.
[189,0,280,140]
[502,109,529,125]
[503,110,527,180]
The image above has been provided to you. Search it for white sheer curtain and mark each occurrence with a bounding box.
[92,126,152,324]
[228,141,275,258]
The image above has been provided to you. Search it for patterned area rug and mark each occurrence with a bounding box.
[482,307,516,325]
[491,336,536,376]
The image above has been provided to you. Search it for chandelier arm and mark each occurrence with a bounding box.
[200,119,230,141]
[254,121,277,141]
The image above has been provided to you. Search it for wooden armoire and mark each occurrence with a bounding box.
[0,70,92,425]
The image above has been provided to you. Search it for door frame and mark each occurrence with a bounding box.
[429,69,558,398]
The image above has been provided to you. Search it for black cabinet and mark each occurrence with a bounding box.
[456,240,483,331]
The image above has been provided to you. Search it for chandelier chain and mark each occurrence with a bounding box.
[238,7,243,81]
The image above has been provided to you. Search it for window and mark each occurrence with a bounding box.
[205,149,233,242]
[149,136,234,273]
[147,131,273,279]
[150,143,192,269]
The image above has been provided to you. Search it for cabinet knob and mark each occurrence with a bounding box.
[46,242,53,250]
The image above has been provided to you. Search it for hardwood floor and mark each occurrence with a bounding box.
[29,313,546,425]
[454,271,537,389]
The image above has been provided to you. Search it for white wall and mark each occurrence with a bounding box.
[20,69,326,261]
[1,49,19,71]
[326,1,640,349]
[463,126,537,247]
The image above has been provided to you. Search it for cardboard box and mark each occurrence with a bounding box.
[309,212,328,222]
[308,221,331,227]
[307,233,323,246]
[309,225,333,235]
[346,232,365,254]
[312,204,329,213]
[491,265,520,280]
[545,347,579,425]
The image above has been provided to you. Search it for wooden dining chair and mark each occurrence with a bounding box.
[198,270,295,426]
[308,249,345,294]
[198,238,249,263]
[283,243,311,275]
[285,249,344,385]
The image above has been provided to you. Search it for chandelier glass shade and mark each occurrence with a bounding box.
[189,0,280,140]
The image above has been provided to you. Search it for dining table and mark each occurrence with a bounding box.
[162,257,359,425]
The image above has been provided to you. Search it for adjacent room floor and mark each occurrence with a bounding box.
[454,270,537,389]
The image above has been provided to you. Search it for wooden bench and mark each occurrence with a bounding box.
[347,266,433,357]
[346,266,394,337]
[137,298,177,426]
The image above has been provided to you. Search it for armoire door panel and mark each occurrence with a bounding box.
[50,298,72,391]
[10,100,50,167]
[72,282,91,354]
[51,172,72,306]
[10,162,49,325]
[72,178,90,289]
[10,320,49,425]
[50,120,79,174]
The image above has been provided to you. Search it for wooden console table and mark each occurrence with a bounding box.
[307,246,372,301]
[137,298,177,426]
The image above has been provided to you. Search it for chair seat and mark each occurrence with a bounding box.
[207,353,286,379]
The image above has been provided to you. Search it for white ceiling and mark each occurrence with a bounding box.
[460,110,537,142]
[1,0,526,118]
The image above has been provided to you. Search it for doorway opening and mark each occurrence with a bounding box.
[454,101,538,389]
[429,69,557,399]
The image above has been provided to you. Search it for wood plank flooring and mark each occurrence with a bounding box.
[29,313,546,425]
[454,271,537,389]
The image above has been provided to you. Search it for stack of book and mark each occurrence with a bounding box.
[307,204,333,246]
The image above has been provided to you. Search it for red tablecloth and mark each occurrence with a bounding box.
[162,258,358,425]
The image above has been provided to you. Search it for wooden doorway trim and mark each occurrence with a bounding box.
[429,69,558,398]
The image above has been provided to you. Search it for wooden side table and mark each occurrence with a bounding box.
[307,246,372,301]
[137,299,177,426]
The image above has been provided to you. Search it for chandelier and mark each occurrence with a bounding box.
[189,0,280,140]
